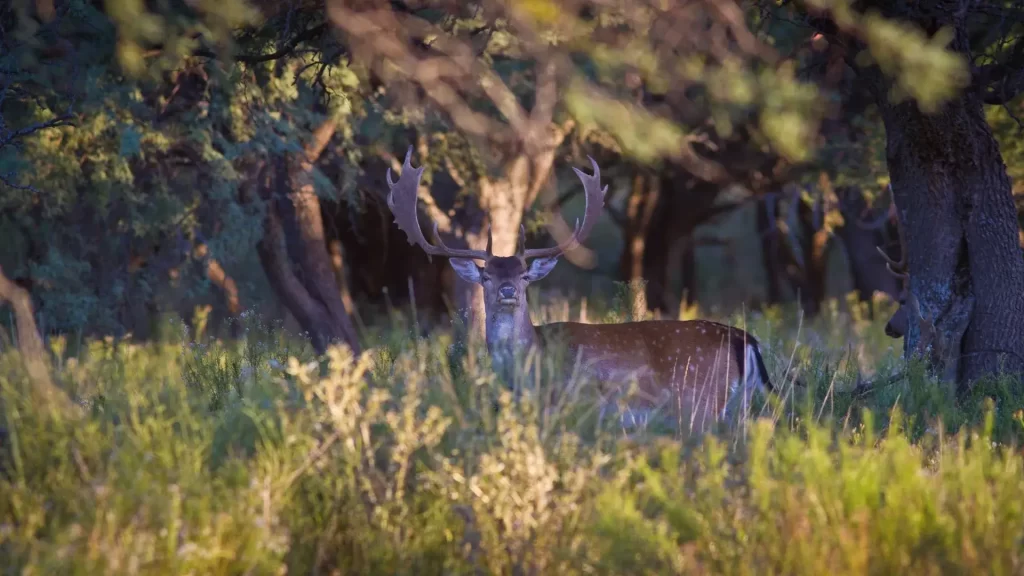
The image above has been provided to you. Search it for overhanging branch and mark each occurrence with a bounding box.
[185,24,329,63]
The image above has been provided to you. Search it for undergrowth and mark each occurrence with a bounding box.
[1,294,1023,575]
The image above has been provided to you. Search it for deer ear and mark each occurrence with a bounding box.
[526,256,559,282]
[449,258,483,283]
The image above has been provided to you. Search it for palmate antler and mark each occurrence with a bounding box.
[520,156,608,260]
[386,146,491,262]
[875,202,908,281]
[856,185,908,281]
[386,146,608,261]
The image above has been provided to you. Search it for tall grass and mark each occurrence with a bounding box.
[1,294,1023,574]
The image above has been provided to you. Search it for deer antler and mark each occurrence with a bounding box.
[522,156,607,259]
[386,146,491,262]
[875,203,908,280]
[854,185,908,280]
[855,184,896,231]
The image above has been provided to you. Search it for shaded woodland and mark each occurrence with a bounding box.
[2,0,1024,397]
[7,2,1024,573]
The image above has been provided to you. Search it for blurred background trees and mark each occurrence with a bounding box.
[1,0,1023,390]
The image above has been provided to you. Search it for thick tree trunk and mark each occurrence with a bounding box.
[878,89,1024,386]
[640,173,729,315]
[257,200,354,355]
[246,119,362,356]
[484,161,530,258]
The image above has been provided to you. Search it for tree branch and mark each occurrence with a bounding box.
[192,24,329,63]
[975,22,1024,105]
[0,265,75,413]
[530,59,557,129]
[327,5,509,142]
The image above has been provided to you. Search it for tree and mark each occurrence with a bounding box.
[0,0,273,342]
[795,0,1024,387]
[0,1,370,354]
[0,0,991,368]
[325,0,830,333]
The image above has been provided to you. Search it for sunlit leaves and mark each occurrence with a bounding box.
[104,0,261,76]
[514,0,563,25]
[986,99,1024,195]
[758,62,822,162]
[565,79,685,164]
[860,12,969,114]
[802,0,970,114]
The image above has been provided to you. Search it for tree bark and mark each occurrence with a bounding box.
[257,199,353,355]
[756,196,784,305]
[459,131,566,339]
[619,170,661,284]
[875,82,1024,386]
[794,199,830,317]
[246,119,363,356]
[640,173,725,315]
[284,120,361,350]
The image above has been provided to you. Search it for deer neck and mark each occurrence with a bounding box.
[485,305,537,371]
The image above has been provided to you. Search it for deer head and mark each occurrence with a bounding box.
[867,198,969,381]
[385,147,607,365]
[872,199,910,339]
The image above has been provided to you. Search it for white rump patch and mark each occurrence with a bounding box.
[722,343,769,422]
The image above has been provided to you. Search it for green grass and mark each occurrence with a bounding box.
[1,294,1024,575]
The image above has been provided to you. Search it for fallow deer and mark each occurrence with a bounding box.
[873,203,945,359]
[872,197,911,340]
[385,147,774,433]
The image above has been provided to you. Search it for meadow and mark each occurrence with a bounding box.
[2,290,1023,575]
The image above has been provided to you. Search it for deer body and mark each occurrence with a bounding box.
[385,148,773,432]
[538,320,771,428]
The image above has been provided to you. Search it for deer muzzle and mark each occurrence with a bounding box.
[885,307,908,338]
[498,284,518,306]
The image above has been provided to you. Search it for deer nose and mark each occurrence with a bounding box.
[499,284,517,299]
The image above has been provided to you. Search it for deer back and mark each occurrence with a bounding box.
[537,319,772,432]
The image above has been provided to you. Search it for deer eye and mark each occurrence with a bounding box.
[480,274,491,283]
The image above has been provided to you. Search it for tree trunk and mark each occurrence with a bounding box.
[678,234,697,309]
[641,173,722,315]
[877,87,1024,386]
[757,196,784,305]
[458,141,563,339]
[246,119,362,356]
[285,120,360,350]
[619,170,661,284]
[795,200,830,317]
